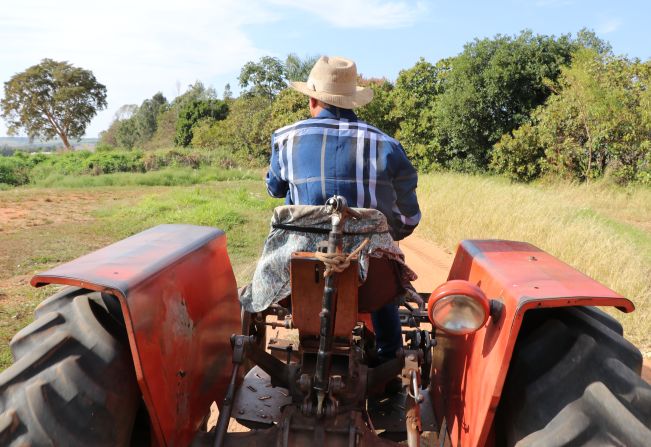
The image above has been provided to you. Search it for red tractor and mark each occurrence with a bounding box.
[0,197,649,446]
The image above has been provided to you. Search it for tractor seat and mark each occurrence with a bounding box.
[290,253,402,339]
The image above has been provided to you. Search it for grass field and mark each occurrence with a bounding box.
[415,173,651,354]
[0,171,649,370]
[0,179,281,368]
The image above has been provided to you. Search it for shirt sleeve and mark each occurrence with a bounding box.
[389,143,421,241]
[266,134,289,199]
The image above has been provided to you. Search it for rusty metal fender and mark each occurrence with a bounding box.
[429,240,635,447]
[31,224,241,447]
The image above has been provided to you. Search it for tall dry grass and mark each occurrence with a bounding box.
[415,173,651,352]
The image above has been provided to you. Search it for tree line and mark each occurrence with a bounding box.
[3,30,649,186]
[100,30,649,185]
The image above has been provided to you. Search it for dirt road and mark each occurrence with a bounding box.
[399,236,453,293]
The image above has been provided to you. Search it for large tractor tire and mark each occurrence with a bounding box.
[499,306,651,446]
[0,287,140,446]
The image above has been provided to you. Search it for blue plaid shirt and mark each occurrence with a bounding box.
[266,106,420,240]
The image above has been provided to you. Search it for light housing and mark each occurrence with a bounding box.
[427,280,489,335]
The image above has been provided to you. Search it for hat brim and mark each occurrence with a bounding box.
[290,81,373,109]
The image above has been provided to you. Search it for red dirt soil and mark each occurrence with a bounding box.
[399,236,452,293]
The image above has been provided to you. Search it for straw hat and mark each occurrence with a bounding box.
[290,56,373,109]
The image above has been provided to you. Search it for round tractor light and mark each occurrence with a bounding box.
[427,280,489,335]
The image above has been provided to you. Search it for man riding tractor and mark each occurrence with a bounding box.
[262,55,421,365]
[0,57,649,447]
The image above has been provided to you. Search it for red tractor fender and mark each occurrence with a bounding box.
[31,224,241,447]
[430,240,635,447]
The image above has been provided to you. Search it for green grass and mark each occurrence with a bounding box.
[95,183,281,283]
[1,147,262,188]
[416,172,651,352]
[0,181,281,369]
[30,166,261,188]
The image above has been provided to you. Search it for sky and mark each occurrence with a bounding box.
[1,0,650,138]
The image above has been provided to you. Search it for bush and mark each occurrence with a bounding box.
[142,148,211,170]
[85,151,145,175]
[175,99,228,147]
[492,123,545,182]
[489,50,651,185]
[1,147,256,188]
[194,95,272,162]
[28,150,145,180]
[0,156,31,186]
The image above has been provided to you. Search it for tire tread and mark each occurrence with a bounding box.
[500,306,651,447]
[0,287,139,447]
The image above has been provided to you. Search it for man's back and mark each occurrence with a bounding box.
[266,106,421,240]
[265,55,417,361]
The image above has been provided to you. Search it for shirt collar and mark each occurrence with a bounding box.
[316,106,357,121]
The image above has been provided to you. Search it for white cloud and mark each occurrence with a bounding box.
[598,18,623,34]
[269,0,427,29]
[0,0,277,137]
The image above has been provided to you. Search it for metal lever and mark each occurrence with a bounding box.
[313,195,358,416]
[213,335,253,447]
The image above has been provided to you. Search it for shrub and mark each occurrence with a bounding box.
[204,95,272,162]
[175,99,228,147]
[491,123,545,182]
[85,151,145,175]
[0,156,31,186]
[29,150,145,179]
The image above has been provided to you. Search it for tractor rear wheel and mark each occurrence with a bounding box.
[0,287,140,447]
[499,306,651,446]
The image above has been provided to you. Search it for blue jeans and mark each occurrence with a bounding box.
[371,303,403,360]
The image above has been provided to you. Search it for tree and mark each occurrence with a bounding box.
[492,49,651,184]
[113,104,138,121]
[115,117,139,150]
[133,92,167,142]
[266,88,310,135]
[175,99,228,147]
[285,53,319,81]
[575,28,612,56]
[238,56,287,99]
[145,81,216,149]
[99,93,167,150]
[196,96,272,160]
[432,31,576,170]
[491,122,545,182]
[540,51,650,183]
[223,83,233,101]
[391,57,448,170]
[1,59,107,150]
[192,88,309,161]
[357,77,400,137]
[172,81,217,109]
[99,119,121,147]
